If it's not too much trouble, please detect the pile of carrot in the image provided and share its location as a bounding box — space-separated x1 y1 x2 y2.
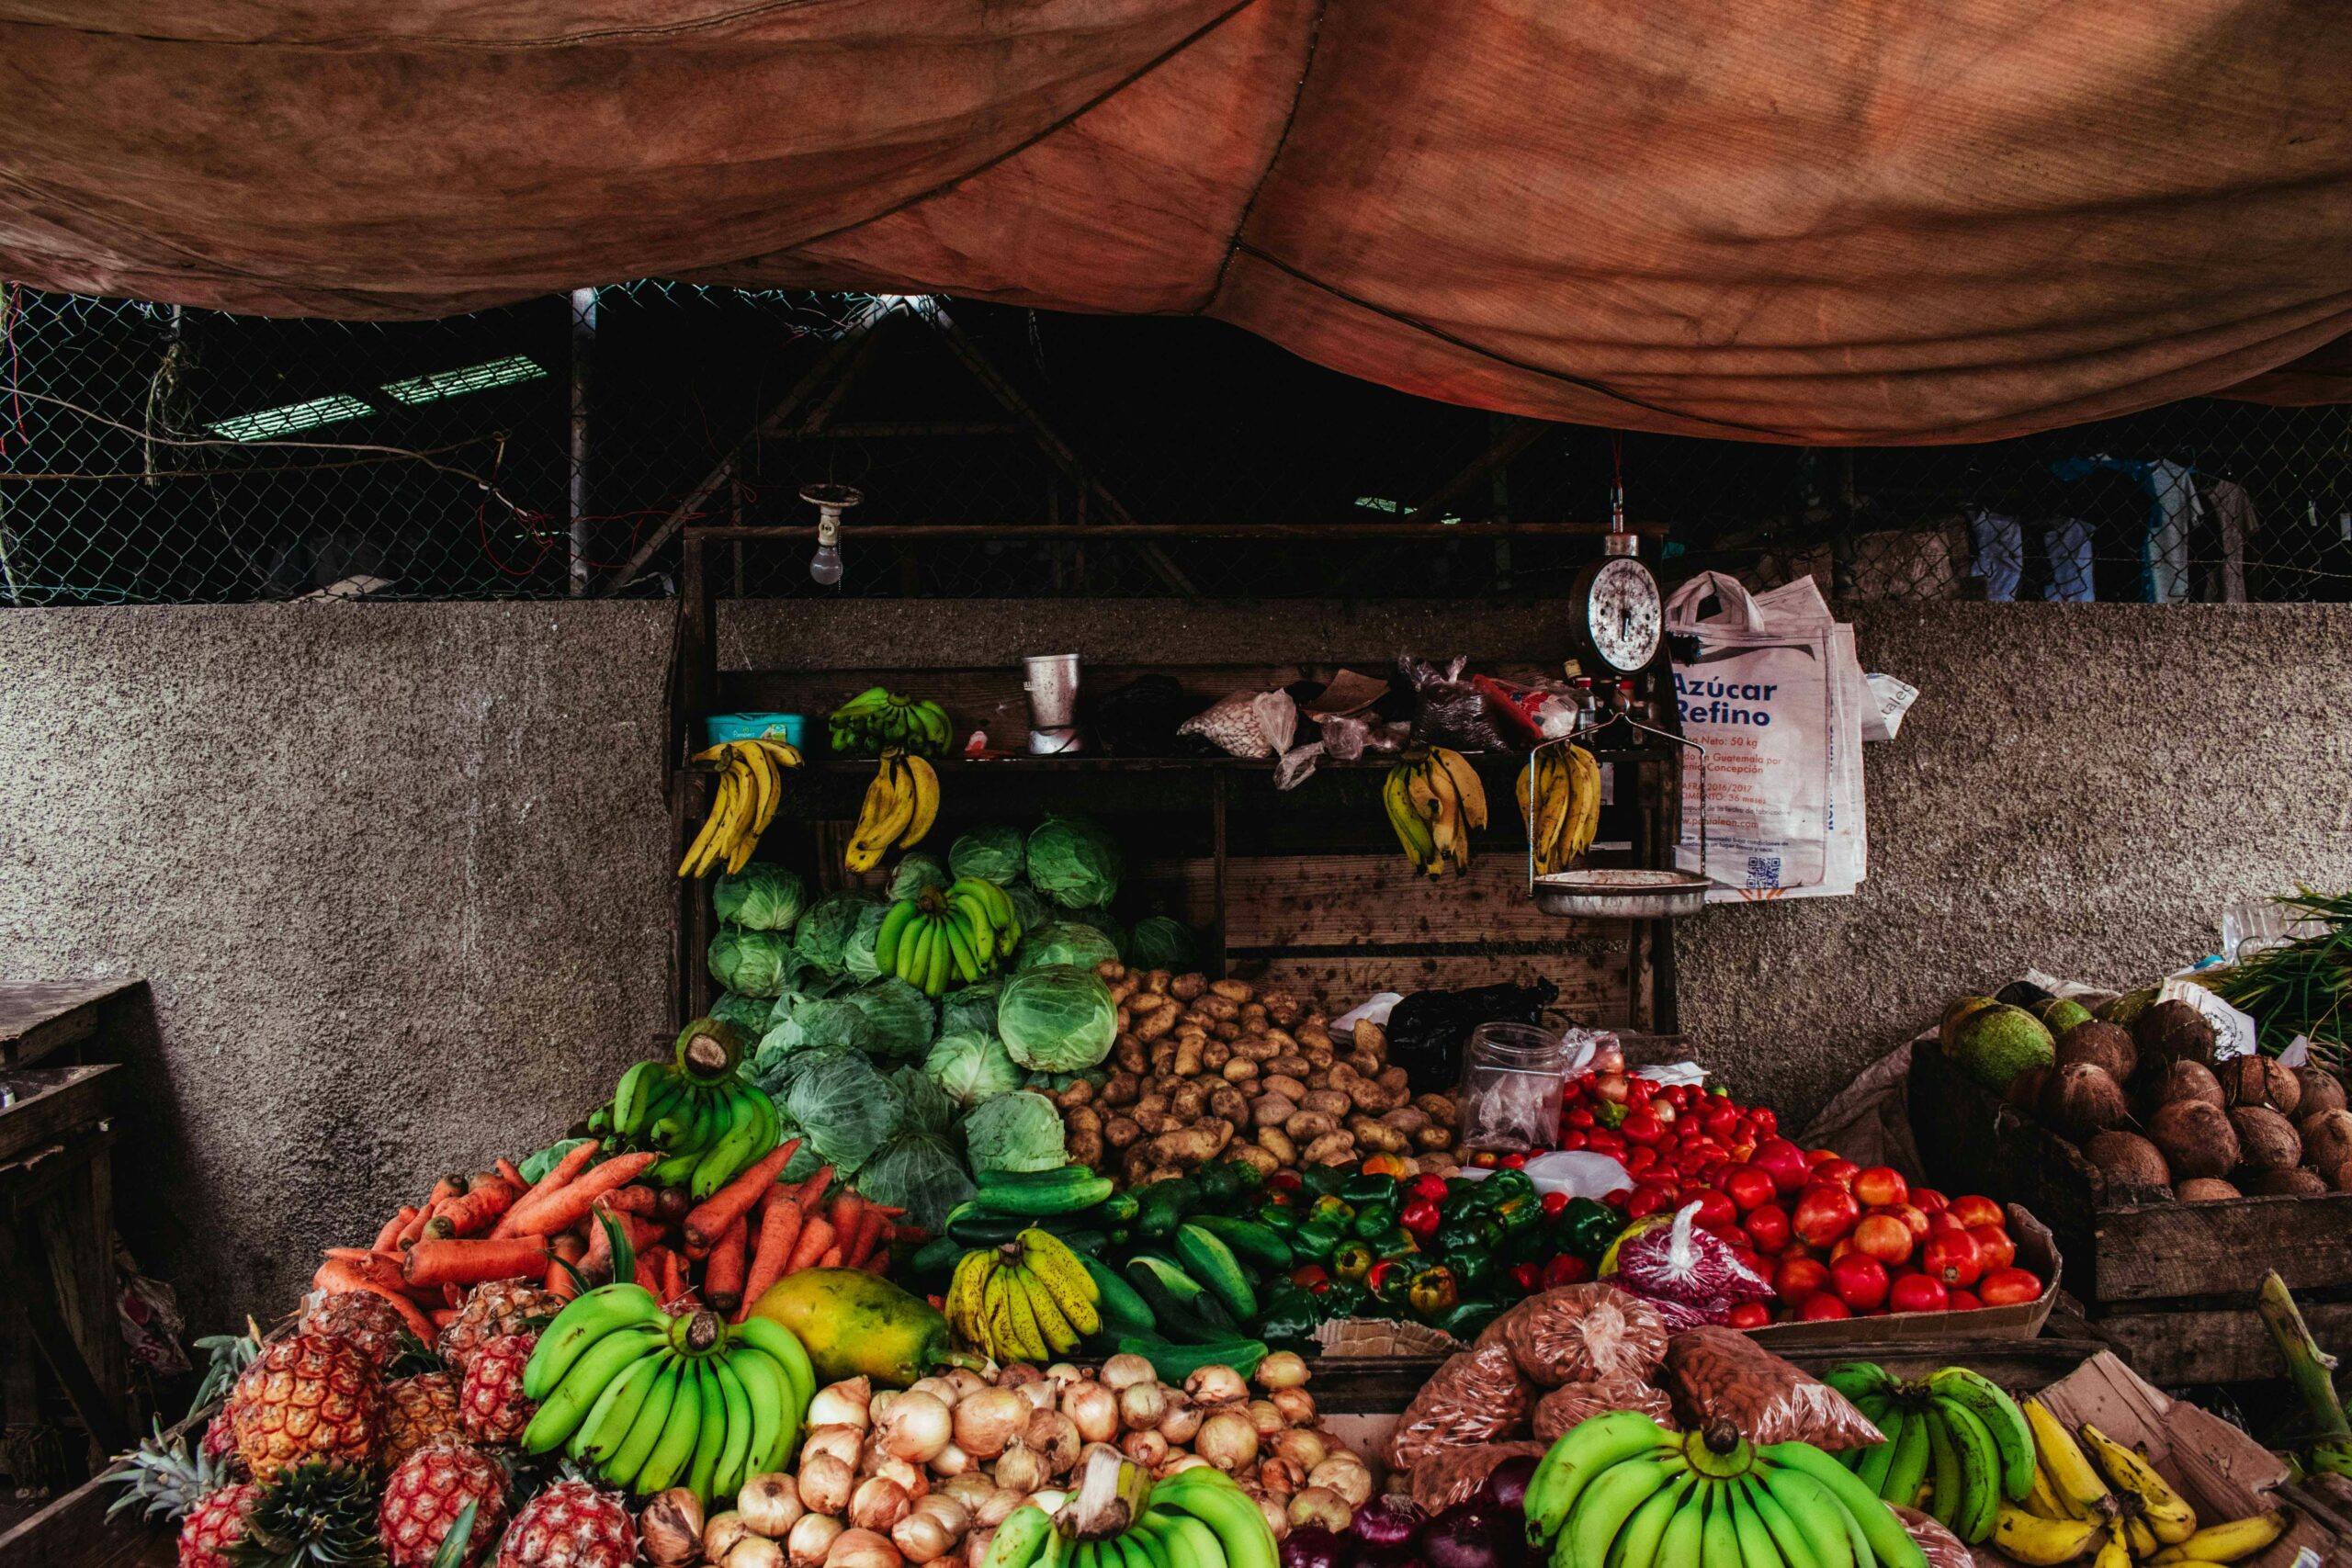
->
311 1135 923 1335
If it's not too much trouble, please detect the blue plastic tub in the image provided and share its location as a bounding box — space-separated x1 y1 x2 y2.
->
702 712 806 748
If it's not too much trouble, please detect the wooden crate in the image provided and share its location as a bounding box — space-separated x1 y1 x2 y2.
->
1908 1041 2352 1383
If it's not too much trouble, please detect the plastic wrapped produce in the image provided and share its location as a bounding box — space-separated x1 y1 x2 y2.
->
1384 1343 1531 1472
1611 1203 1774 1323
1405 1442 1549 1516
1532 1378 1678 1442
1658 1326 1884 1450
1896 1507 1974 1568
1479 1283 1669 1388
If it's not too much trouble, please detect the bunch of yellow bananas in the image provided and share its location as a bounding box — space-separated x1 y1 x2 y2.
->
944 1228 1101 1360
2003 1397 2285 1568
1517 743 1601 875
844 749 940 874
1383 747 1487 876
678 739 801 878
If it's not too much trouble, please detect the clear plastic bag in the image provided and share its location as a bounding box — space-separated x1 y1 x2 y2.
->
1611 1202 1775 1320
1384 1342 1532 1472
1657 1326 1886 1450
1480 1283 1670 1387
1405 1441 1550 1515
1532 1377 1678 1442
1178 689 1297 759
1401 655 1515 752
1895 1506 1974 1568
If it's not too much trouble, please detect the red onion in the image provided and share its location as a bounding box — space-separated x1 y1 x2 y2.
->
1478 1457 1540 1517
1419 1504 1506 1568
1352 1496 1425 1552
1280 1526 1346 1568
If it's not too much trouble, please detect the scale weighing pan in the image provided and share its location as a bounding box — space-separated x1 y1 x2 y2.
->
1532 867 1710 919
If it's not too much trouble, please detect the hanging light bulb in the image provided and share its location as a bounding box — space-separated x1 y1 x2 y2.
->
799 483 862 586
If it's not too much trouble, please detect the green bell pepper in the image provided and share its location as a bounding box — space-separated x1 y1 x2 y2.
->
1258 1202 1302 1235
1306 1194 1356 1227
1436 1297 1503 1339
1561 1197 1622 1261
1292 1219 1346 1258
1330 1241 1375 1284
1341 1172 1401 1208
1350 1201 1396 1242
1443 1245 1497 1291
1407 1266 1459 1319
1301 1165 1351 1199
1372 1226 1422 1262
1255 1286 1324 1345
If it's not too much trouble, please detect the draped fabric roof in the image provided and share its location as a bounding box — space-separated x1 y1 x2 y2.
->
5 0 2349 443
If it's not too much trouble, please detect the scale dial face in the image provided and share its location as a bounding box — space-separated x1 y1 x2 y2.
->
1581 555 1663 674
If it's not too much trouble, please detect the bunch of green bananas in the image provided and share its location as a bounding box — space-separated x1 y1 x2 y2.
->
679 739 803 878
1524 1410 1930 1568
844 750 942 874
521 1285 814 1506
1383 747 1487 876
830 687 952 759
1516 742 1601 875
979 1457 1276 1568
594 1056 782 1201
1824 1362 2036 1547
2008 1392 2284 1568
878 876 1022 996
944 1227 1103 1361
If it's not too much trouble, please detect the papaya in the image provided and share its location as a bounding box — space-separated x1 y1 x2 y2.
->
747 1266 974 1387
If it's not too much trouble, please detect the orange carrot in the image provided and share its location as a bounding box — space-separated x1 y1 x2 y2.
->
496 1158 527 1190
397 1207 432 1250
315 1259 437 1339
795 1165 835 1213
598 1185 659 1216
683 1141 802 1256
374 1207 416 1253
818 1245 843 1268
634 1247 662 1295
734 1190 802 1322
402 1236 551 1290
786 1214 835 1275
438 1177 521 1237
425 1174 463 1210
862 1252 890 1275
846 1204 888 1269
661 1247 687 1305
506 1152 658 1237
703 1214 749 1313
492 1141 602 1237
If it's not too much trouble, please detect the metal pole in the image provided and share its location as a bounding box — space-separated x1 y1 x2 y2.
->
567 287 597 596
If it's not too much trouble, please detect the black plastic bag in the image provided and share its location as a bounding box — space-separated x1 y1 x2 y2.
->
1386 981 1559 1093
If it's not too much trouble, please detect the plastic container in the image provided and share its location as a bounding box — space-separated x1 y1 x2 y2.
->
703 712 806 748
1455 1021 1572 1152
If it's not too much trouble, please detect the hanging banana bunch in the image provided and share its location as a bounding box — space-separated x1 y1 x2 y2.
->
1383 746 1487 876
678 739 803 878
844 748 941 874
1516 743 1601 875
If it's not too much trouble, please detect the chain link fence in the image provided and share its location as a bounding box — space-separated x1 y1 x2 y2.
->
4 281 2348 605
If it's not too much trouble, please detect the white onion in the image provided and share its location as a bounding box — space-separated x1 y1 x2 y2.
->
799 1455 856 1517
939 1474 996 1509
1159 1455 1211 1478
850 1478 913 1535
964 1528 994 1568
1061 1382 1118 1446
930 1443 976 1480
740 1474 806 1539
996 1363 1044 1387
955 1388 1028 1461
911 1495 971 1537
1254 1352 1309 1391
1306 1456 1372 1509
705 1512 753 1568
642 1490 706 1568
1099 1355 1157 1391
805 1426 866 1472
1184 1366 1249 1405
1271 1429 1328 1473
1256 1457 1304 1497
1195 1410 1260 1472
1023 1410 1080 1477
1157 1397 1203 1447
826 1528 904 1568
944 1369 990 1402
909 1377 963 1408
993 1442 1050 1497
1288 1489 1349 1535
1270 1389 1317 1428
1245 1401 1284 1439
1253 1495 1292 1541
810 1379 875 1431
974 1491 1029 1529
1121 1430 1169 1469
868 1455 929 1502
730 1540 788 1568
1118 1382 1168 1433
870 1392 899 1427
1043 1363 1086 1391
787 1515 844 1568
891 1510 957 1563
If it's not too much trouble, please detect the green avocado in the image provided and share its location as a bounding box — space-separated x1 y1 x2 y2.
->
1947 1003 2057 1091
2032 998 2096 1036
1939 996 2000 1051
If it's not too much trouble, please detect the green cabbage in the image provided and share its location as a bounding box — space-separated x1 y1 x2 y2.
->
1016 921 1122 975
783 1050 903 1174
1006 884 1051 931
963 1089 1069 1175
856 1071 973 1230
793 892 878 977
708 990 775 1041
888 853 951 902
942 979 1000 1041
708 928 798 998
998 965 1118 1072
1127 916 1197 970
1056 908 1128 962
1026 817 1124 909
924 1030 1024 1107
949 825 1027 886
713 863 807 931
846 977 938 1059
842 903 891 982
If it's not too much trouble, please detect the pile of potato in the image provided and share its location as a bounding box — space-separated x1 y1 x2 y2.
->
1057 964 1461 1188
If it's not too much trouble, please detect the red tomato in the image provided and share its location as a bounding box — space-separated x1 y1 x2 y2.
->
1541 1190 1569 1214
1623 1145 1658 1172
1622 1111 1666 1146
1689 1190 1740 1230
1927 1209 1968 1235
1853 1167 1909 1208
1637 1168 1683 1190
1829 1253 1891 1311
1814 1158 1861 1190
1543 1253 1594 1288
1721 1165 1779 1213
1922 1228 1984 1288
1888 1273 1950 1314
1912 1188 1949 1214
1969 1224 2017 1270
1806 1146 1840 1167
1751 1108 1779 1135
1775 1255 1829 1304
1587 1132 1626 1156
1702 1107 1741 1140
1624 1186 1677 1221
1604 1188 1630 1211
1853 1213 1915 1266
1751 1138 1811 1195
1949 1194 2005 1229
1792 1184 1862 1247
1828 1235 1856 1262
1725 1301 1771 1329
1566 1107 1596 1128
1977 1267 2043 1306
1945 1289 1984 1312
1797 1291 1853 1321
1872 1202 1930 1240
1743 1203 1792 1255
1559 1129 1590 1152
1500 1153 1528 1169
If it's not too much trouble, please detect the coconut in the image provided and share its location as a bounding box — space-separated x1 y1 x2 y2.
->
2149 1099 2239 1179
2056 1021 2138 1084
2083 1131 2172 1201
2178 1178 2243 1201
2098 988 2158 1029
2250 1168 2330 1198
2039 1061 2129 1140
2005 1066 2050 1111
2301 1108 2352 1174
2324 1156 2352 1194
2298 1066 2347 1119
2217 1056 2301 1116
2145 1059 2224 1111
2228 1105 2301 1170
2134 999 2217 1071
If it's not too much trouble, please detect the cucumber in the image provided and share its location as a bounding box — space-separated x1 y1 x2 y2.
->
944 1203 1024 1247
1184 1215 1292 1273
1114 1332 1269 1383
1133 1178 1197 1239
1080 1255 1158 1337
909 1235 963 1280
971 1167 1116 1216
1171 1224 1259 1320
1123 1256 1236 1344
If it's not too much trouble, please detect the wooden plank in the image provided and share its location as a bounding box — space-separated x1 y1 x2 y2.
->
2095 1192 2352 1302
0 1066 118 1163
2086 1302 2347 1386
0 982 138 1068
1235 953 1629 1019
0 1411 195 1568
1135 854 1623 950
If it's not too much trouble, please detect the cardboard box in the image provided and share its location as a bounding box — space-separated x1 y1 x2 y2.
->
1747 1204 2063 1353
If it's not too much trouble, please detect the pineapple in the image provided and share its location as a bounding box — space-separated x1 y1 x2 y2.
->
457 1334 537 1448
230 1460 385 1566
301 1292 412 1372
437 1280 560 1378
181 1482 264 1568
234 1333 383 1483
108 1421 231 1526
381 1373 465 1469
492 1480 636 1568
379 1439 509 1568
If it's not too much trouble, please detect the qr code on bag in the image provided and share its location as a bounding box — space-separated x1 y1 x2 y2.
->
1745 856 1781 888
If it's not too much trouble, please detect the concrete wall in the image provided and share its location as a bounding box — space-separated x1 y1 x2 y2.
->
0 604 676 1327
4 597 2347 1328
1674 603 2352 1125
